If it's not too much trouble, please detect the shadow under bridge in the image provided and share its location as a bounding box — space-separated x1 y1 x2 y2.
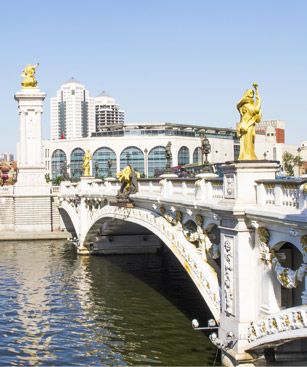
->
85 217 163 255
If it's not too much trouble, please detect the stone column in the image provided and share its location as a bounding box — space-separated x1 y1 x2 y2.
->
218 161 280 364
14 88 49 193
14 87 52 232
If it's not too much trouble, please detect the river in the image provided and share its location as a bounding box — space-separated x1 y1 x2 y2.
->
0 241 217 366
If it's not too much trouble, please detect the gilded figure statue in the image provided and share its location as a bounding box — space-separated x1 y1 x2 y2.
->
236 83 262 160
83 149 92 176
21 63 39 88
117 164 140 202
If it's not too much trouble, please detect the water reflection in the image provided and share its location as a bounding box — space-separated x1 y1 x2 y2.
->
0 241 216 366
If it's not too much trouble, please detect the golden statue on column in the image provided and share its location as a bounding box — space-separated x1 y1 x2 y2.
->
83 149 92 177
236 83 262 160
21 63 39 88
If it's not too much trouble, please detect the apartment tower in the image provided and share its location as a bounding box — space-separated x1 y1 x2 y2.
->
51 78 95 140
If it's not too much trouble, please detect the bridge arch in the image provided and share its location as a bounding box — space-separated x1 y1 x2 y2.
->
271 241 304 308
82 205 221 321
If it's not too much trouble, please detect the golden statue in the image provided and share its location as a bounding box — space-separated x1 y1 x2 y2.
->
236 83 262 160
83 149 92 176
21 63 39 88
117 165 140 200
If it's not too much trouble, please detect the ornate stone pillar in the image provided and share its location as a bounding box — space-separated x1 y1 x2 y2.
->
14 88 48 192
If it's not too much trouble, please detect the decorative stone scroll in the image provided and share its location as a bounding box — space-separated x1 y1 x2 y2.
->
223 236 234 316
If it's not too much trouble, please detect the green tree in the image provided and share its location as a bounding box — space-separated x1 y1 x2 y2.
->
282 151 303 176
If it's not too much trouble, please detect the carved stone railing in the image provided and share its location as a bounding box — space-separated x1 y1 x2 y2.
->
256 179 307 210
246 306 307 349
59 176 307 215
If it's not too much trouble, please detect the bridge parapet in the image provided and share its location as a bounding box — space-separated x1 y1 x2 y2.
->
59 175 307 214
256 179 307 211
246 306 307 352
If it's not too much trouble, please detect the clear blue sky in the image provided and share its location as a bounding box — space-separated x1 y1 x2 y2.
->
1 0 306 154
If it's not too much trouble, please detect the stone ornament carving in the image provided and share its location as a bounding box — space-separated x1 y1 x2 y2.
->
272 257 306 289
301 234 307 253
224 174 235 199
247 308 307 342
224 236 234 316
160 206 182 226
183 215 220 260
257 227 272 265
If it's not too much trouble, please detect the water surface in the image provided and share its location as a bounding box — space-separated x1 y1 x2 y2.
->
0 241 216 366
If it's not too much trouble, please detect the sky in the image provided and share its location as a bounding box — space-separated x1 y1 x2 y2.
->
1 0 307 155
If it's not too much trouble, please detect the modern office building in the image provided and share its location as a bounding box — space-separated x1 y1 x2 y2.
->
95 91 124 131
50 78 95 140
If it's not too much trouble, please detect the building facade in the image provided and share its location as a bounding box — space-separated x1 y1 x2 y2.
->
95 91 124 131
50 78 95 140
43 123 237 179
0 152 14 161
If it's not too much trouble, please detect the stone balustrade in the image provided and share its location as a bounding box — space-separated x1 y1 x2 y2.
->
59 176 307 213
256 179 307 211
246 306 307 350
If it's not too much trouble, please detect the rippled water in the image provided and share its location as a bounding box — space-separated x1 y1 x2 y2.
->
0 241 217 366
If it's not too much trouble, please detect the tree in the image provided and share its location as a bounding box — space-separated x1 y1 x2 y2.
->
282 151 303 176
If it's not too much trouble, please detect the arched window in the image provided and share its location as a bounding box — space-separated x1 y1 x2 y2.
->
70 148 85 180
51 149 66 179
120 146 144 174
178 146 190 166
193 147 202 164
92 147 116 178
148 146 166 177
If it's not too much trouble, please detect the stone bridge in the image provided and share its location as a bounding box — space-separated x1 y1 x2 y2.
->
57 161 307 366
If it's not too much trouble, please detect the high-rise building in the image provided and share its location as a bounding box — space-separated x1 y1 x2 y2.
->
94 91 124 131
0 152 14 161
51 78 95 140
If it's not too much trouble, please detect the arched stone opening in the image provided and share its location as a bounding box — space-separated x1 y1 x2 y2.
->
58 207 78 239
82 209 221 321
272 241 304 308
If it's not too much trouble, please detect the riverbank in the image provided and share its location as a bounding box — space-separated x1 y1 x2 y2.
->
0 231 69 241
